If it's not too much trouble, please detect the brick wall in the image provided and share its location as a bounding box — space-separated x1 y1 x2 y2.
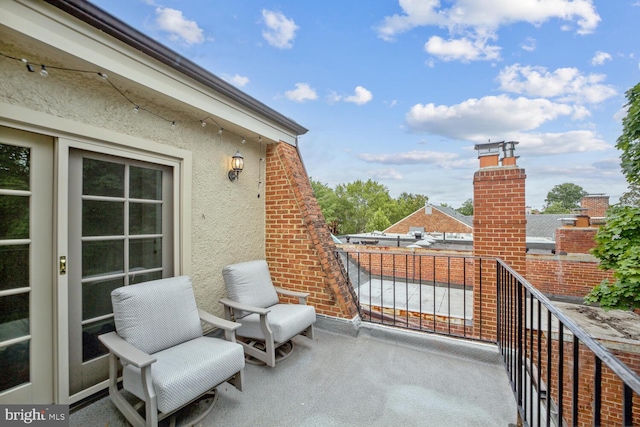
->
526 254 613 298
555 227 598 254
341 244 474 286
265 142 358 318
473 166 527 340
385 206 472 234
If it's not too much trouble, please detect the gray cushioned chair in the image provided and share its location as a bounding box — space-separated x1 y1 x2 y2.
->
220 260 316 367
98 276 245 427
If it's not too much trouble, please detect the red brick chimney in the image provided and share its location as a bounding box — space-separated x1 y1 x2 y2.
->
473 141 526 340
581 194 609 220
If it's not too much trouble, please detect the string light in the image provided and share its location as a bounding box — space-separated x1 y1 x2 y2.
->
2 50 272 142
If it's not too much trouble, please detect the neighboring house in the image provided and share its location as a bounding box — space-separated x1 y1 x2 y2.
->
385 204 473 236
386 204 571 241
0 0 354 406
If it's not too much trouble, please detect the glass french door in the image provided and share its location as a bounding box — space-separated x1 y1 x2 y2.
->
0 127 54 404
67 149 173 397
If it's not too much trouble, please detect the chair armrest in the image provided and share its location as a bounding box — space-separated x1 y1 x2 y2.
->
198 308 241 331
274 286 309 304
219 298 271 315
98 331 156 368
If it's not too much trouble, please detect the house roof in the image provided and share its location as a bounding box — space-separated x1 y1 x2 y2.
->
525 214 574 240
432 205 473 228
43 0 308 138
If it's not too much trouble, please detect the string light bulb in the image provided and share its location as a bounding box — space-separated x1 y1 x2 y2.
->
133 105 140 113
200 120 207 127
241 137 246 144
98 72 108 80
218 128 224 135
171 121 176 129
39 65 48 77
21 58 34 73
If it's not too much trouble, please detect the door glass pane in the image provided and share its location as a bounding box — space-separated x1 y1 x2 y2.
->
130 166 162 200
82 240 124 277
0 293 29 342
129 238 162 271
129 203 161 235
82 319 115 362
0 144 30 190
82 201 124 236
0 341 30 391
0 245 29 291
83 158 124 197
130 271 163 285
0 195 29 239
82 277 124 320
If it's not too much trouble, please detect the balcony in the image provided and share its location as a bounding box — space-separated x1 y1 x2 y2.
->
69 250 640 427
70 319 516 426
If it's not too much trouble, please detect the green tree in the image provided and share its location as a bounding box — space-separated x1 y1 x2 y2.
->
370 207 391 231
617 83 640 187
391 192 429 224
335 179 393 234
544 183 587 211
310 178 340 224
585 205 640 310
619 183 640 207
587 83 640 310
542 201 571 214
456 198 474 216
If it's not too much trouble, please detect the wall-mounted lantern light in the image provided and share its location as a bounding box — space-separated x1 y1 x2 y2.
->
228 150 244 181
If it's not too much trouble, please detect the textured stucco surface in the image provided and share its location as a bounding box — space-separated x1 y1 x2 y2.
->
0 29 267 316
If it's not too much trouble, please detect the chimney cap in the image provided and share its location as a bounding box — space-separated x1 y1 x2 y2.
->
474 141 503 157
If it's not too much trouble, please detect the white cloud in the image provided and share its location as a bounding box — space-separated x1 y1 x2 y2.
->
591 51 612 66
377 0 599 64
510 130 610 155
344 86 373 105
377 0 600 41
497 64 616 104
285 83 318 102
369 168 404 180
425 35 501 62
406 95 575 139
520 37 536 52
262 10 298 49
359 150 459 165
225 74 249 87
154 7 205 45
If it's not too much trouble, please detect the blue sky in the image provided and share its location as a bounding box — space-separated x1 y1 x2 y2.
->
89 0 640 210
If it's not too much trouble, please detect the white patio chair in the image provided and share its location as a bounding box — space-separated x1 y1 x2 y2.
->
220 260 316 367
98 276 245 427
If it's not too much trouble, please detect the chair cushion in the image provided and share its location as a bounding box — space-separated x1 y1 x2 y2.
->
222 260 280 318
111 276 203 354
123 336 245 414
235 303 316 343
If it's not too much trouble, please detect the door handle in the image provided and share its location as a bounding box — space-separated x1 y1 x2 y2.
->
60 256 67 275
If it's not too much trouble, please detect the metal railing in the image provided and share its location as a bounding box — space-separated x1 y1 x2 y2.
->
334 248 640 426
334 248 492 342
497 259 640 427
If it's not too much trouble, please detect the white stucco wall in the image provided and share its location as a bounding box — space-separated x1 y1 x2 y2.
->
0 24 270 315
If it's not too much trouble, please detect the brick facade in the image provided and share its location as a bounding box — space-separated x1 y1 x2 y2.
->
385 206 472 234
265 142 358 319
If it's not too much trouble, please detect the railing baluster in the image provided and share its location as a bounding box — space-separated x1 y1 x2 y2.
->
546 308 552 427
572 336 579 426
624 383 633 427
537 299 542 427
557 322 564 426
594 357 601 426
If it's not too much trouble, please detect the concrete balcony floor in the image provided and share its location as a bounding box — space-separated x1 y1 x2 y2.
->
70 317 516 427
